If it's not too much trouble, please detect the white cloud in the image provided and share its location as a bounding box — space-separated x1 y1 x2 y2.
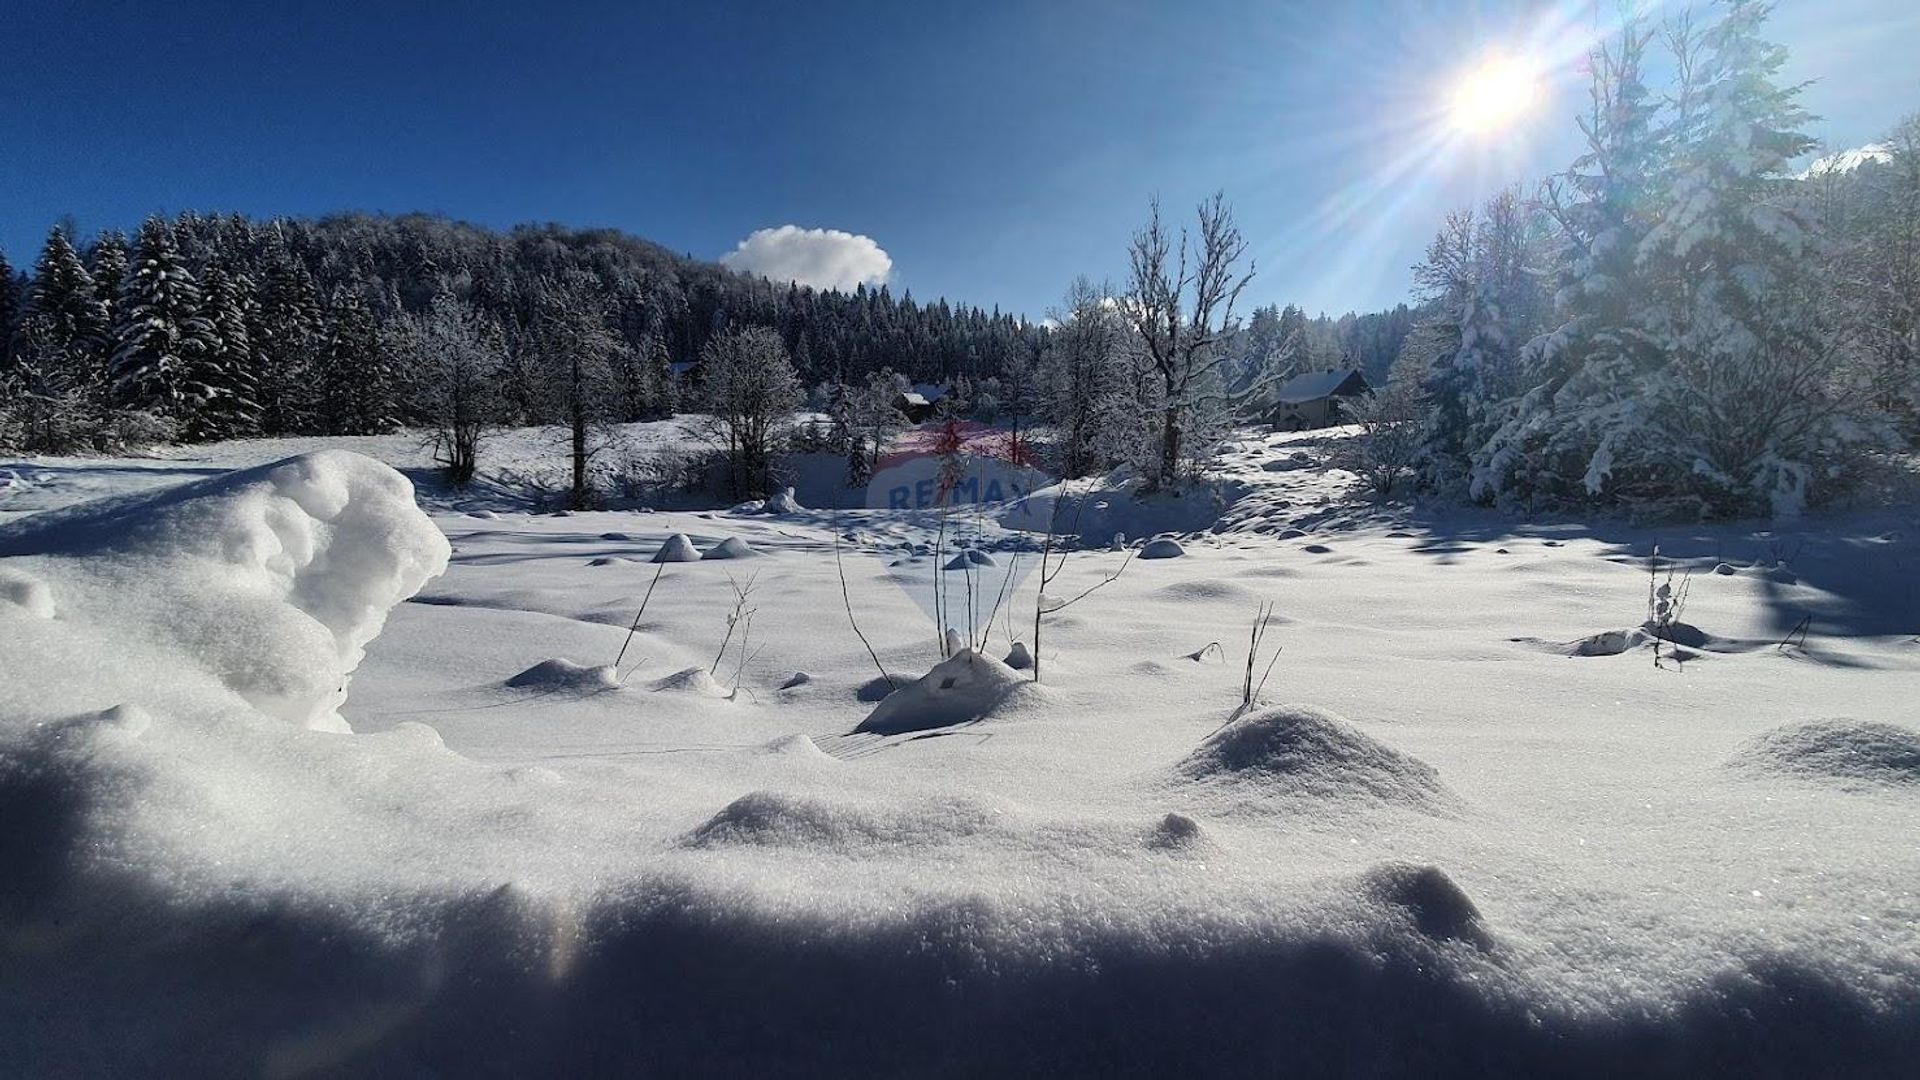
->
719 225 893 292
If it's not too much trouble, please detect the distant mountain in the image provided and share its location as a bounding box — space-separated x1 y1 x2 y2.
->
1801 143 1894 179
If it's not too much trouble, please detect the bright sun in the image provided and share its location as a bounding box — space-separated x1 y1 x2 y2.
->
1448 55 1540 135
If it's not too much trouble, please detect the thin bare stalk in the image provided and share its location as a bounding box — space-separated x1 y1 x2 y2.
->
614 562 667 672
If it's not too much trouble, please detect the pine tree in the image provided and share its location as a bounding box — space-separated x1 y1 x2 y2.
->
1633 0 1839 514
317 285 387 433
111 216 220 427
253 228 323 434
196 263 263 439
22 227 113 423
0 249 19 369
1473 21 1668 506
89 230 129 329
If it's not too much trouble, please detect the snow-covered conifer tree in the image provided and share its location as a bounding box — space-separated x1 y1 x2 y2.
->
110 216 219 425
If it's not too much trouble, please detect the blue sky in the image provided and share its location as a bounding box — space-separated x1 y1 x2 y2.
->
3 0 1916 318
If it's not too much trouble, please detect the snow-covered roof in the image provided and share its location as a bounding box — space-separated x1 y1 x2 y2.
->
911 383 948 403
1273 368 1366 405
898 391 931 407
668 360 698 376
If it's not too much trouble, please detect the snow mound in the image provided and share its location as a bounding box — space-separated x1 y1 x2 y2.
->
0 450 448 732
762 487 804 514
1145 811 1218 853
652 666 729 696
600 531 633 541
1005 641 1034 670
505 658 618 692
1176 706 1454 811
1360 863 1492 949
778 671 813 690
1571 628 1650 657
0 566 55 618
943 549 996 570
587 555 630 567
651 534 701 562
702 536 759 560
1139 537 1186 559
1730 720 1920 790
682 791 996 851
760 733 834 760
855 649 1030 736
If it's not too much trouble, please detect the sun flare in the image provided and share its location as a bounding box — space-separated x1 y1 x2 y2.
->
1448 54 1540 135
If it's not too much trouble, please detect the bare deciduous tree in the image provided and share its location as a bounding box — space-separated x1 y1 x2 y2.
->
700 325 801 498
1125 192 1257 490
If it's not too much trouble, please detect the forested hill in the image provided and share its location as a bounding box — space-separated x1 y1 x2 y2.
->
189 211 1043 384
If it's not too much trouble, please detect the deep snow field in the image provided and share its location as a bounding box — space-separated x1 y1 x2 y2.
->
3 423 1919 1077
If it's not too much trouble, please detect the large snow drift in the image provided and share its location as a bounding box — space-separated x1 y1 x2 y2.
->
0 450 449 732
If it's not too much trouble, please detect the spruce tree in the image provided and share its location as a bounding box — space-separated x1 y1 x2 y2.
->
1634 0 1838 513
253 228 323 434
196 263 263 439
1473 22 1667 505
0 249 18 369
111 216 220 426
22 227 112 412
89 230 130 329
317 285 397 434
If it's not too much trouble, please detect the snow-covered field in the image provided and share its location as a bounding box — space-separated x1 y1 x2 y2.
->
4 424 1919 1076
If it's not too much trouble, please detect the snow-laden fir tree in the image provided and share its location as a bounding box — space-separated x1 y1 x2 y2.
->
110 216 219 423
89 230 129 330
317 285 398 436
1473 22 1666 507
21 227 111 396
187 262 262 441
1409 191 1547 494
252 227 323 435
1629 0 1851 515
0 248 19 368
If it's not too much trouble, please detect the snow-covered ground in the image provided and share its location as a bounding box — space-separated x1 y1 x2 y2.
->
3 424 1919 1076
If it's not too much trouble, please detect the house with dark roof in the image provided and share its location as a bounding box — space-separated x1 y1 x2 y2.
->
1266 368 1371 429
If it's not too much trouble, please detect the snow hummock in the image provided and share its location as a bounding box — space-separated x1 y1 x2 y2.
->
0 450 448 732
1139 537 1187 559
1176 705 1455 812
943 548 997 570
855 648 1030 735
651 665 729 696
1360 863 1492 949
0 566 55 618
701 536 759 560
506 657 619 692
762 487 804 515
1730 719 1920 790
651 533 702 562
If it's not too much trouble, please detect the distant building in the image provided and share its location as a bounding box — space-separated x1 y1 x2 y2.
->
894 383 948 423
1266 368 1370 429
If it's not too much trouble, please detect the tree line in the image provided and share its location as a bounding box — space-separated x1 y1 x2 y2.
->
0 211 1050 454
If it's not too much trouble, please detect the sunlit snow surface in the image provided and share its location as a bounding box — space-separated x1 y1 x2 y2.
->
2 424 1918 1076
